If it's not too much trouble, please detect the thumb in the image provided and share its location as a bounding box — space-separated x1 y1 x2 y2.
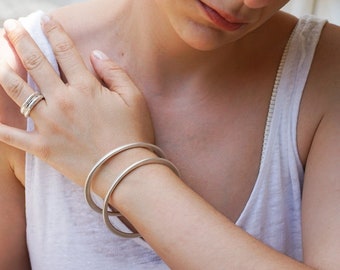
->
90 50 141 99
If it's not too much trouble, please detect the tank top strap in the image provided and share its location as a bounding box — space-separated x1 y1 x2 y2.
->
236 15 327 261
261 15 327 168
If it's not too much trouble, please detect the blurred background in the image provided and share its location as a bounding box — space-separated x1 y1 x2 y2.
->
282 0 340 25
0 0 339 26
0 0 81 24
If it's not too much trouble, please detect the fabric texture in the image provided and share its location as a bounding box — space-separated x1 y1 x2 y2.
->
22 11 326 269
236 15 326 261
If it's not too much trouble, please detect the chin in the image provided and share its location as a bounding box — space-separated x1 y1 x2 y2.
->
178 25 240 52
185 39 226 51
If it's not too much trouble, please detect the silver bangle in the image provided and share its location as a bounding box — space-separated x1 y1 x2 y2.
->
103 157 180 238
84 142 166 214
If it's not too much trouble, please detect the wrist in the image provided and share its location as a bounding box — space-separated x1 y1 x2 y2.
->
91 147 157 199
83 142 180 238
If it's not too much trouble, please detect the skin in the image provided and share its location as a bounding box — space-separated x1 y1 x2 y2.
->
0 0 339 269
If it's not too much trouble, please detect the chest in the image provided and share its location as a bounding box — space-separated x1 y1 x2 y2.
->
149 91 271 222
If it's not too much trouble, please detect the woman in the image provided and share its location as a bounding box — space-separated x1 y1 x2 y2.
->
0 0 339 269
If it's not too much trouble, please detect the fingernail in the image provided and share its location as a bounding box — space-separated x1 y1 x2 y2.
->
41 14 51 24
3 19 18 32
92 50 109 60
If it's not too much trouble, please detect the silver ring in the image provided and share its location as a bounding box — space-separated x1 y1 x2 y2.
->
20 92 45 118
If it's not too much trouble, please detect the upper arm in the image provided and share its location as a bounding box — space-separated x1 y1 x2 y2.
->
302 104 340 269
301 23 340 270
0 28 30 269
0 146 30 269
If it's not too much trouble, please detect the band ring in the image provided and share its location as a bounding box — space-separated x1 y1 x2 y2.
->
20 92 45 118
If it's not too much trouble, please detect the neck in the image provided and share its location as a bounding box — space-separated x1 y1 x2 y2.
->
115 2 230 87
102 1 295 97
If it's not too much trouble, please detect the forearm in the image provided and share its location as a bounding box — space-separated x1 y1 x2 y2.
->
100 150 312 270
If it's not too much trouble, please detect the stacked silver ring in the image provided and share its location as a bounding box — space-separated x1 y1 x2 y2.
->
20 92 45 118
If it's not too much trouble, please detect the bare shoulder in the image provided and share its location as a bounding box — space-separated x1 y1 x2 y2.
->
308 21 340 126
316 21 340 61
49 0 122 40
301 21 340 125
273 16 340 165
301 20 340 189
49 0 127 68
309 21 340 99
300 22 340 269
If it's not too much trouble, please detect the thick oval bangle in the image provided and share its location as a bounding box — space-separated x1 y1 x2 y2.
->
84 142 166 214
102 157 180 238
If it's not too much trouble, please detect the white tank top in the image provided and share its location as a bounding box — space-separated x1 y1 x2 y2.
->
21 11 326 269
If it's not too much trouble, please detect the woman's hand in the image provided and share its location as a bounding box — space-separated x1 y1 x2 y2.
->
0 15 154 185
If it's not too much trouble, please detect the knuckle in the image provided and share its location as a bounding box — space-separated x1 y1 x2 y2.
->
55 94 75 113
22 52 44 71
43 19 61 35
44 22 74 57
54 40 74 56
35 143 51 161
105 67 129 88
8 29 27 47
5 77 25 99
107 65 125 76
72 77 96 93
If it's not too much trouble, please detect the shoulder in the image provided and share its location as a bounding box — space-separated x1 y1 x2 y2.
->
48 0 125 65
312 21 340 146
295 19 340 164
49 0 119 40
313 21 340 80
307 21 340 112
300 23 340 269
316 20 340 55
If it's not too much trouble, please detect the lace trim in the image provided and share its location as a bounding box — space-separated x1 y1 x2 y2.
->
260 25 297 165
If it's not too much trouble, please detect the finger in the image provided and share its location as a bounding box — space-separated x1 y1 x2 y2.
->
91 50 142 102
0 60 45 117
3 19 63 95
41 15 93 85
0 122 38 154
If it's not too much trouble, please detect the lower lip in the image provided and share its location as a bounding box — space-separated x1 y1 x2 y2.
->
198 1 245 31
